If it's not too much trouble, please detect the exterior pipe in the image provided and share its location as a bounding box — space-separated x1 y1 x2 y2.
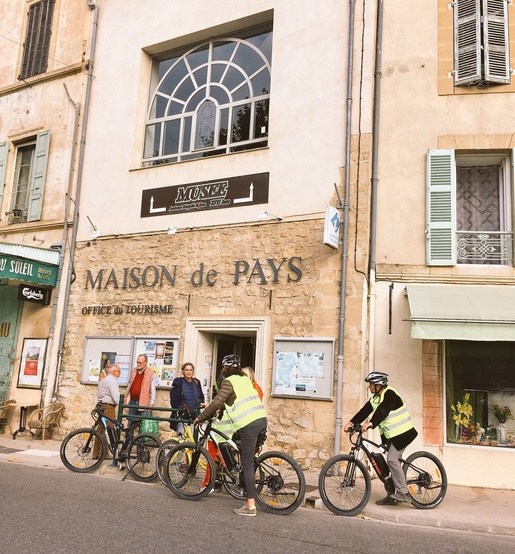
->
368 0 384 373
334 0 357 456
51 0 99 399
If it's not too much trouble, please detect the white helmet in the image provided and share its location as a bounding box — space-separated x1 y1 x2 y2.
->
364 371 388 386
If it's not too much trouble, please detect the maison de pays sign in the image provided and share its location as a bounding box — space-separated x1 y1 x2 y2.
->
81 257 302 316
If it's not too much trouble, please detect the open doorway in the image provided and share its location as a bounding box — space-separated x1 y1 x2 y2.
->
213 333 256 395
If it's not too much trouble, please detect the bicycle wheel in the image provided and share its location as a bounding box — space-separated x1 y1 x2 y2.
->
60 428 106 473
403 451 447 509
318 454 371 516
126 433 161 483
254 451 306 515
164 442 216 500
156 438 180 486
221 465 248 500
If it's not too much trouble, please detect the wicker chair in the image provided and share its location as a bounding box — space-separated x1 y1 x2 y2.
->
0 399 17 435
27 402 64 443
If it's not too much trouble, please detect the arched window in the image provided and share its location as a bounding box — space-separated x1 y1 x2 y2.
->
143 25 272 165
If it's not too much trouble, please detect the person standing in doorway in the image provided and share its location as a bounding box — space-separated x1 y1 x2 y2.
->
125 354 156 417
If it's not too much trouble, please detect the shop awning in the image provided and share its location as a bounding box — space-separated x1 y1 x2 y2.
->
406 284 515 341
0 242 60 287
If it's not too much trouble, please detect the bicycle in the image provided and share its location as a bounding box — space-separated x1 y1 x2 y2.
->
156 408 199 486
60 403 162 483
318 424 447 516
162 415 306 515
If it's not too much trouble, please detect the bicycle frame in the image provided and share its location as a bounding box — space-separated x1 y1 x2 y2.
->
93 404 137 461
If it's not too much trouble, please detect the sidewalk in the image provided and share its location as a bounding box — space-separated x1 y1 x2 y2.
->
1 432 514 536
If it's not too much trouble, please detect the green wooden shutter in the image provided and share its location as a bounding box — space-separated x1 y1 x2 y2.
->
454 0 482 85
0 142 7 213
426 150 456 266
20 0 55 79
483 0 510 84
27 130 50 222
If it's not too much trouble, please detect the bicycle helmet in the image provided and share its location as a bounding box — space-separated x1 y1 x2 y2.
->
364 371 388 386
222 354 241 368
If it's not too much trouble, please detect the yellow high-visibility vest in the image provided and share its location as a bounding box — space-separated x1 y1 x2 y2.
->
224 374 266 432
370 386 414 439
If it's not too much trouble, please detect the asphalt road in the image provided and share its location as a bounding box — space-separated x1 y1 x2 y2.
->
0 464 512 554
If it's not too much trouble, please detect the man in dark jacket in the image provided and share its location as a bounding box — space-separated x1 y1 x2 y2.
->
344 371 418 506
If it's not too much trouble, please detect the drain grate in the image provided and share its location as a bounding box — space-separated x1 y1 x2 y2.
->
0 446 23 454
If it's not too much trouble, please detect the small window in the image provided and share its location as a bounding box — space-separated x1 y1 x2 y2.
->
7 131 50 225
143 24 272 166
20 0 56 80
453 0 510 87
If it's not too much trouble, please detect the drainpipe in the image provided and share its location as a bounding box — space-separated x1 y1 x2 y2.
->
50 0 99 400
334 0 357 456
368 0 384 373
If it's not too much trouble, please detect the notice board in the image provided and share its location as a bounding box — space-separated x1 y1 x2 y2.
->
271 337 334 400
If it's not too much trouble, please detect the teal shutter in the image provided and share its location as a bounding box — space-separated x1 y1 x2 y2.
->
454 0 482 85
0 142 7 212
426 149 456 266
27 130 50 222
483 0 510 84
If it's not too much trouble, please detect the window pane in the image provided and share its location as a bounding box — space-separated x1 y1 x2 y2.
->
210 62 226 84
194 100 216 149
163 120 181 156
143 123 161 159
231 103 251 143
158 59 188 96
446 340 515 447
210 84 231 105
222 66 245 92
246 30 273 64
254 99 269 138
182 116 192 153
185 88 208 113
233 43 266 76
175 76 195 102
232 82 250 102
457 166 500 231
213 40 237 61
251 67 271 95
186 45 209 69
193 66 208 88
219 108 229 146
149 94 169 119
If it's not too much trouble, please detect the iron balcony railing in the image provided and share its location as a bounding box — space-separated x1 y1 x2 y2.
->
457 231 513 265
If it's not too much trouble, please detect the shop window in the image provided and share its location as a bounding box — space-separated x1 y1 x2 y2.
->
445 340 515 447
143 23 272 166
20 0 56 80
7 131 50 224
426 149 513 266
453 0 510 87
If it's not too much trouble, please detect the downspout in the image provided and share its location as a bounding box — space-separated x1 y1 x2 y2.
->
334 0 357 456
51 0 99 400
368 0 384 373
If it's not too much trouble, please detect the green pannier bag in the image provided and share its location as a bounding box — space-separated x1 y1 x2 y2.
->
140 415 159 436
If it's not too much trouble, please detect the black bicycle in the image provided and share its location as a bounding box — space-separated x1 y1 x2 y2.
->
318 424 447 516
163 415 306 515
60 403 162 482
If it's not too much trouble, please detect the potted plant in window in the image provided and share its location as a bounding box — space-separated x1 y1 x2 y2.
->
491 405 513 444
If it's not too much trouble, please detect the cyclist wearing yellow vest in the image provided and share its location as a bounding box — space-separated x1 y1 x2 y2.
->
195 354 267 517
344 371 418 506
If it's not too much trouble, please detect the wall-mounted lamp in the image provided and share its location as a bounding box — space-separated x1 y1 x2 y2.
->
91 230 101 239
258 210 282 221
167 226 178 235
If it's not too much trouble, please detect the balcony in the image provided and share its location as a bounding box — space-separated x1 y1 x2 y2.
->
457 231 513 265
4 209 28 225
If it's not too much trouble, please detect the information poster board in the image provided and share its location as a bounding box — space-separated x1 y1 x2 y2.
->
272 337 334 400
81 335 179 388
133 336 179 388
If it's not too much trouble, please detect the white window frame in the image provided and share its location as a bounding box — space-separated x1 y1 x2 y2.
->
426 148 514 266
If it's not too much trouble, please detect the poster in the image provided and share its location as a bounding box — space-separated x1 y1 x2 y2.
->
17 338 48 389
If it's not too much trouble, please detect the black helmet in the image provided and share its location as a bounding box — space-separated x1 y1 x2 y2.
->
364 371 388 386
222 354 241 368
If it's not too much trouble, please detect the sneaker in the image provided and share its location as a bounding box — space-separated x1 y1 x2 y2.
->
234 505 257 517
375 495 399 506
391 492 411 503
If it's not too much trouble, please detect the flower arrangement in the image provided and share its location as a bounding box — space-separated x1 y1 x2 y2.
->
450 393 473 428
491 405 513 424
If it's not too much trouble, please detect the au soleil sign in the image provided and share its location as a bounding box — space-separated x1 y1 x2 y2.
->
0 254 58 286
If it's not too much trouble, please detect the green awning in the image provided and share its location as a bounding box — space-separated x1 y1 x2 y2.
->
0 242 60 287
406 284 515 341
